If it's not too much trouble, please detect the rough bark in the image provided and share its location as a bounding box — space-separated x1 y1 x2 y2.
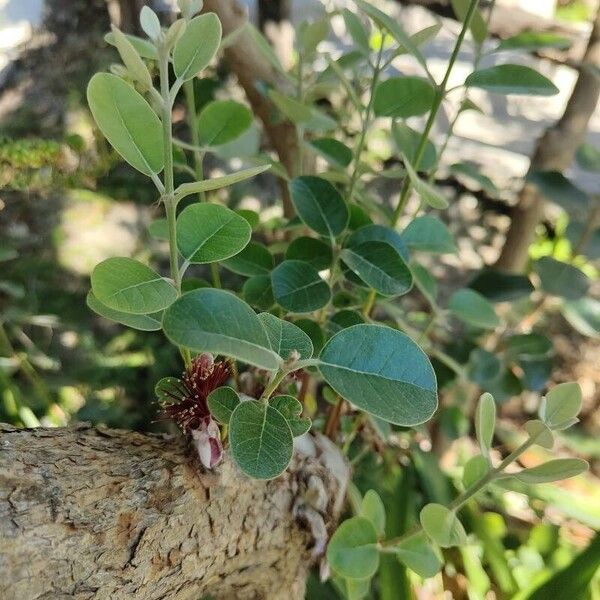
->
0 423 348 600
495 3 600 273
203 0 298 217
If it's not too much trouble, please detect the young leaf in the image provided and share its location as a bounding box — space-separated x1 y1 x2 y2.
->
258 313 314 360
463 455 489 488
394 533 442 579
449 289 500 330
162 288 281 370
176 203 251 264
207 386 240 425
173 165 270 203
525 420 554 449
373 77 436 118
540 382 582 429
173 13 222 80
229 400 294 479
110 26 153 89
271 260 331 313
401 216 457 254
289 176 349 239
222 241 274 277
87 73 164 176
403 157 449 209
197 100 253 146
475 392 496 458
327 516 380 580
514 458 588 484
104 32 157 60
465 65 559 96
139 6 162 40
91 257 177 314
360 490 386 537
420 503 467 548
269 395 311 437
340 241 413 296
318 324 438 426
86 291 162 331
243 276 275 311
534 257 590 300
285 236 333 270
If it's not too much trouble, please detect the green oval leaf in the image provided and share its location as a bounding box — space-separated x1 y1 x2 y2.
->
341 241 413 297
401 216 457 254
327 516 380 580
540 382 582 430
463 454 490 488
534 257 590 300
91 257 177 314
562 297 600 338
86 291 162 331
229 400 294 479
285 236 333 270
271 260 331 313
173 13 222 80
222 241 274 277
465 64 559 96
243 275 275 311
308 137 353 168
87 73 164 175
475 392 496 457
346 224 409 261
360 490 386 537
392 122 437 172
269 395 311 437
289 176 349 239
318 324 438 426
197 100 253 146
514 458 588 484
258 312 314 360
420 503 467 548
176 203 251 264
373 77 436 118
394 533 442 579
449 289 500 330
525 420 555 449
207 386 240 425
162 288 280 370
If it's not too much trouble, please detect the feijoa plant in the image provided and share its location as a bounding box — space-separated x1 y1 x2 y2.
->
85 0 593 594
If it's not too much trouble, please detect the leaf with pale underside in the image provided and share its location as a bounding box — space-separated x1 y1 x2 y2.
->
86 291 162 331
420 503 467 548
173 13 222 80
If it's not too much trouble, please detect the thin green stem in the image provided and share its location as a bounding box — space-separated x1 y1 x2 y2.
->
381 432 538 548
260 369 288 402
391 0 481 226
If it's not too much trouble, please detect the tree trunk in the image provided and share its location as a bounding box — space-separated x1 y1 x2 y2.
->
494 3 600 273
0 423 348 599
203 0 298 218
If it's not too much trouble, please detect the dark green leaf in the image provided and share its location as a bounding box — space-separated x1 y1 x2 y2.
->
229 400 294 479
534 256 589 300
468 270 534 302
465 65 559 96
243 275 275 310
373 77 436 118
392 122 437 172
162 288 281 370
269 395 311 436
448 289 500 329
308 137 353 168
401 216 457 253
318 324 437 426
562 297 600 338
207 386 240 424
286 236 333 270
177 203 251 264
271 260 331 312
222 241 274 276
290 176 349 238
258 312 314 360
